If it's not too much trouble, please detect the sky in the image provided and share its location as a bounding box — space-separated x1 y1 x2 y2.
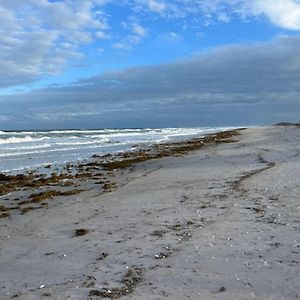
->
0 0 300 130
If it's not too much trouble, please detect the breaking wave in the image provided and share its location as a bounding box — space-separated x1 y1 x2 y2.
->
0 127 235 172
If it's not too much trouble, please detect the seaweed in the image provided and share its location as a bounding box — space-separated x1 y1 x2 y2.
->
0 204 10 218
74 228 89 237
89 267 143 299
20 206 41 214
103 182 117 191
18 189 81 205
0 211 10 218
0 128 241 219
102 129 240 171
150 229 166 238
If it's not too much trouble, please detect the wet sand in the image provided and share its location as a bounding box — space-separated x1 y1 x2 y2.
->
0 125 300 299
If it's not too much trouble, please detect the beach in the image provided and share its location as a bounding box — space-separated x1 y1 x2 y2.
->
0 125 299 299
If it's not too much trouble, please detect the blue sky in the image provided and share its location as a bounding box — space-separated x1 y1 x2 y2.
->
0 0 300 129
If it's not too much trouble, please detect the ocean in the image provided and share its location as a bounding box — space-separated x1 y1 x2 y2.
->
0 127 234 173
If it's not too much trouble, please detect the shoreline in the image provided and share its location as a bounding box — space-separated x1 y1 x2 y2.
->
0 128 241 219
0 127 237 175
1 124 300 299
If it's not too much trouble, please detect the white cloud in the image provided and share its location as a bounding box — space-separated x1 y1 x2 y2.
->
250 0 300 31
112 42 131 51
95 31 111 39
39 1 107 31
129 0 245 24
131 0 300 31
1 0 300 89
166 32 181 41
110 20 147 51
147 0 166 13
132 23 147 37
0 0 109 87
0 5 20 30
218 12 231 23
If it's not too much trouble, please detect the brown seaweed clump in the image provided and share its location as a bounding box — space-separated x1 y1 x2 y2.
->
102 155 152 171
103 182 117 192
0 172 76 197
89 267 143 299
0 204 10 218
101 129 240 171
0 128 241 219
18 189 81 206
74 228 89 237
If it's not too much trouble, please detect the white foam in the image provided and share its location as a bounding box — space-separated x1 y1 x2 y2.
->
0 136 50 144
0 127 239 172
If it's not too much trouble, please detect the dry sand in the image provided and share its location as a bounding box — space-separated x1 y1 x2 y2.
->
0 125 300 299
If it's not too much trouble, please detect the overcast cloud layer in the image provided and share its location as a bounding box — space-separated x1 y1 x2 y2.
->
1 35 300 129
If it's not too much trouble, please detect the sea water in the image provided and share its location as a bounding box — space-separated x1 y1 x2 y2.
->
0 127 234 172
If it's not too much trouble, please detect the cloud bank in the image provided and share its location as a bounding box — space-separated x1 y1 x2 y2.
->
1 35 300 129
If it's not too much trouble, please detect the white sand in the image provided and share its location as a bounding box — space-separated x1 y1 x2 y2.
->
0 126 300 299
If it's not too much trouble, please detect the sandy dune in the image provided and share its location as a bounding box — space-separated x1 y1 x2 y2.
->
0 126 300 299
